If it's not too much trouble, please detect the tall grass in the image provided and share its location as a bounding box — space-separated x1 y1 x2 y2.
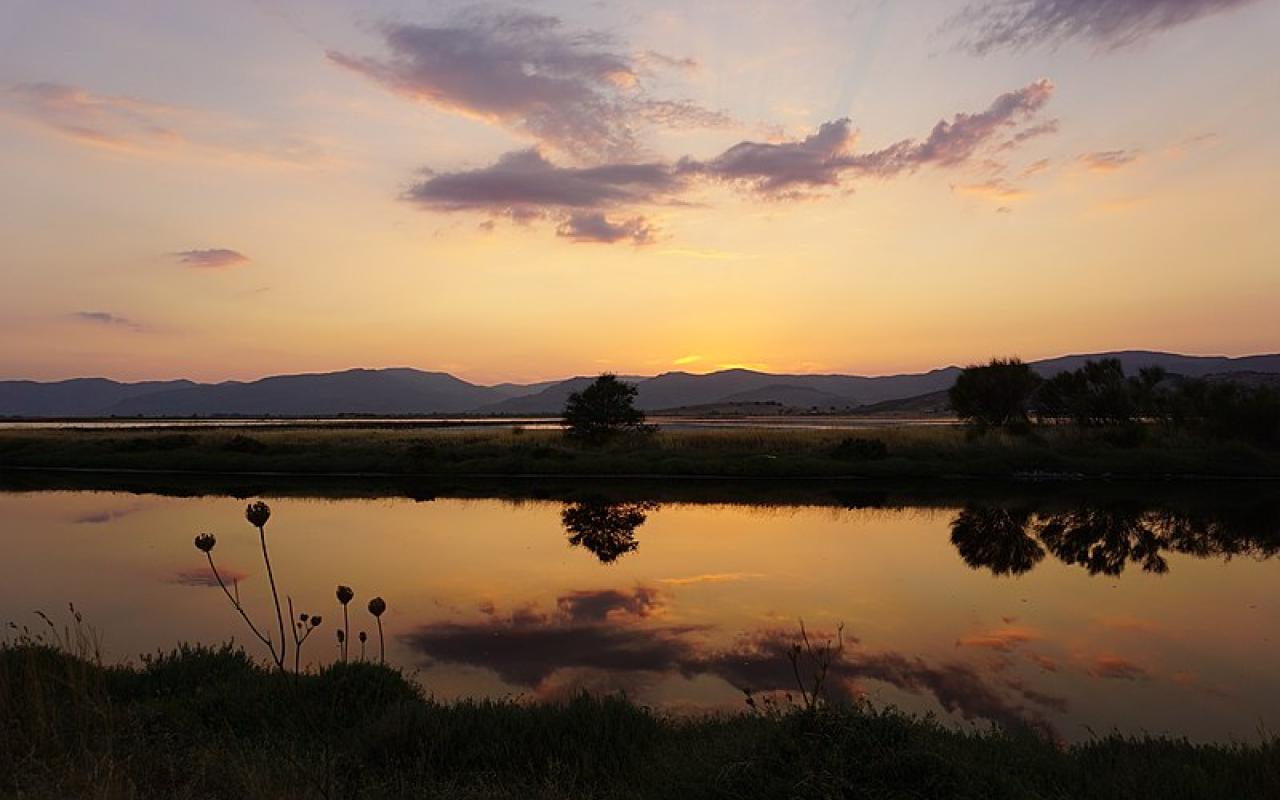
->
1 423 1278 478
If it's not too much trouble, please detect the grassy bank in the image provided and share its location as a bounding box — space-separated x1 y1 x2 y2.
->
1 424 1279 479
3 642 1276 800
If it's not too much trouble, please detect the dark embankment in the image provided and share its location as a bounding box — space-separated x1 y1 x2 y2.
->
3 643 1276 800
2 425 1279 479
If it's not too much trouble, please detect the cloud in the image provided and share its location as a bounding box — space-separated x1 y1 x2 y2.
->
1088 655 1150 681
401 596 1059 736
406 148 679 213
1020 158 1053 178
556 212 656 245
71 311 142 331
1078 149 1141 173
948 0 1260 54
406 81 1055 242
328 12 727 158
679 118 860 194
956 626 1040 652
72 506 140 524
556 587 663 623
171 248 250 269
679 79 1054 194
4 82 331 168
953 179 1029 201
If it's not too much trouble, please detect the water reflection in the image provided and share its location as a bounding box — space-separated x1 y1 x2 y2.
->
951 503 1280 576
402 591 1061 737
2 483 1278 744
561 500 657 563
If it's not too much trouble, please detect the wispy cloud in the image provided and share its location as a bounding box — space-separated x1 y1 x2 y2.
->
657 571 764 584
4 82 333 168
1078 149 1141 173
953 178 1030 202
172 248 250 269
328 11 728 159
71 311 143 331
947 0 1260 54
1088 654 1150 681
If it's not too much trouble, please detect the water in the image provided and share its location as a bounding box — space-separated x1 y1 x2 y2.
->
1 481 1276 743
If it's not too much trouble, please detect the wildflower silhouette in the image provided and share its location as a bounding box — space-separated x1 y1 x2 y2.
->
192 530 283 671
194 503 389 673
245 501 287 672
368 597 387 665
337 585 354 661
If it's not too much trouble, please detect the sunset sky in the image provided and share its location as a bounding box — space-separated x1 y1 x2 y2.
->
2 0 1277 384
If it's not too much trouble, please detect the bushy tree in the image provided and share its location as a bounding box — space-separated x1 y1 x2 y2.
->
948 358 1042 429
562 374 649 441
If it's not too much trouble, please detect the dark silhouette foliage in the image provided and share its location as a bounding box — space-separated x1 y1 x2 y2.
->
948 358 1042 429
562 374 649 441
560 500 655 563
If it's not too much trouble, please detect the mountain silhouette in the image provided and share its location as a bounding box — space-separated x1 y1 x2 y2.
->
2 352 1278 417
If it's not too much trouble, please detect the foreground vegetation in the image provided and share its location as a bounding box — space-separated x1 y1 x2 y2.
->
2 423 1280 479
3 640 1276 800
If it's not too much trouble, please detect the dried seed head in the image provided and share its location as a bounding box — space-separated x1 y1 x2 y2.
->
299 613 309 622
336 585 354 605
310 616 322 627
194 533 217 553
367 597 386 617
336 630 346 643
245 501 271 528
359 631 367 643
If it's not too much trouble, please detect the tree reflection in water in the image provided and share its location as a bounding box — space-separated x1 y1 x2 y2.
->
951 502 1280 576
560 500 659 563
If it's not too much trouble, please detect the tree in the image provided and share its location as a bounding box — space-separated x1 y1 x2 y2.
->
948 358 1041 429
560 500 655 563
562 374 649 441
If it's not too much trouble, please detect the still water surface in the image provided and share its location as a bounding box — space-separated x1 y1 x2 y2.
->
2 485 1276 743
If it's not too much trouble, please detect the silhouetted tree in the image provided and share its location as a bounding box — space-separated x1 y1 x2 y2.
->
1034 359 1136 426
949 506 1045 576
562 374 649 441
560 500 656 563
948 358 1042 429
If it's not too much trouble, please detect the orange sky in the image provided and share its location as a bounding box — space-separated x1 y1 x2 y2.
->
1 0 1277 384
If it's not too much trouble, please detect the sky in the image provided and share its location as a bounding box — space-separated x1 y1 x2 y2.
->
1 0 1277 384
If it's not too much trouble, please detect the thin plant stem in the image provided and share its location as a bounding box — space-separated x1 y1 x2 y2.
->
205 552 280 669
342 605 349 662
257 524 288 673
377 617 384 665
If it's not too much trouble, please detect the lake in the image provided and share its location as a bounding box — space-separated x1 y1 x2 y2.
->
2 479 1276 744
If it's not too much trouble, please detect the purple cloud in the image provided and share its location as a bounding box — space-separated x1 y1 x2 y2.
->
949 0 1259 54
556 212 656 245
680 79 1055 194
406 149 679 212
328 12 727 157
1078 149 1141 172
72 311 142 331
404 81 1055 242
401 593 1061 736
172 249 249 268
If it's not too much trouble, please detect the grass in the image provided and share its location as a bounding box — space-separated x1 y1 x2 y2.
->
3 639 1277 799
1 423 1279 479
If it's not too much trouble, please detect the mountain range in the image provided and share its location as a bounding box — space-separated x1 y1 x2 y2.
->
2 351 1278 418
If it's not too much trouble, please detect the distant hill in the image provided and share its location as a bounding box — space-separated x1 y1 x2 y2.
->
107 369 503 416
0 378 195 417
2 351 1277 418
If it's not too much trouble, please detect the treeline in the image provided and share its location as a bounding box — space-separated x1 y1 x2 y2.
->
950 357 1280 446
